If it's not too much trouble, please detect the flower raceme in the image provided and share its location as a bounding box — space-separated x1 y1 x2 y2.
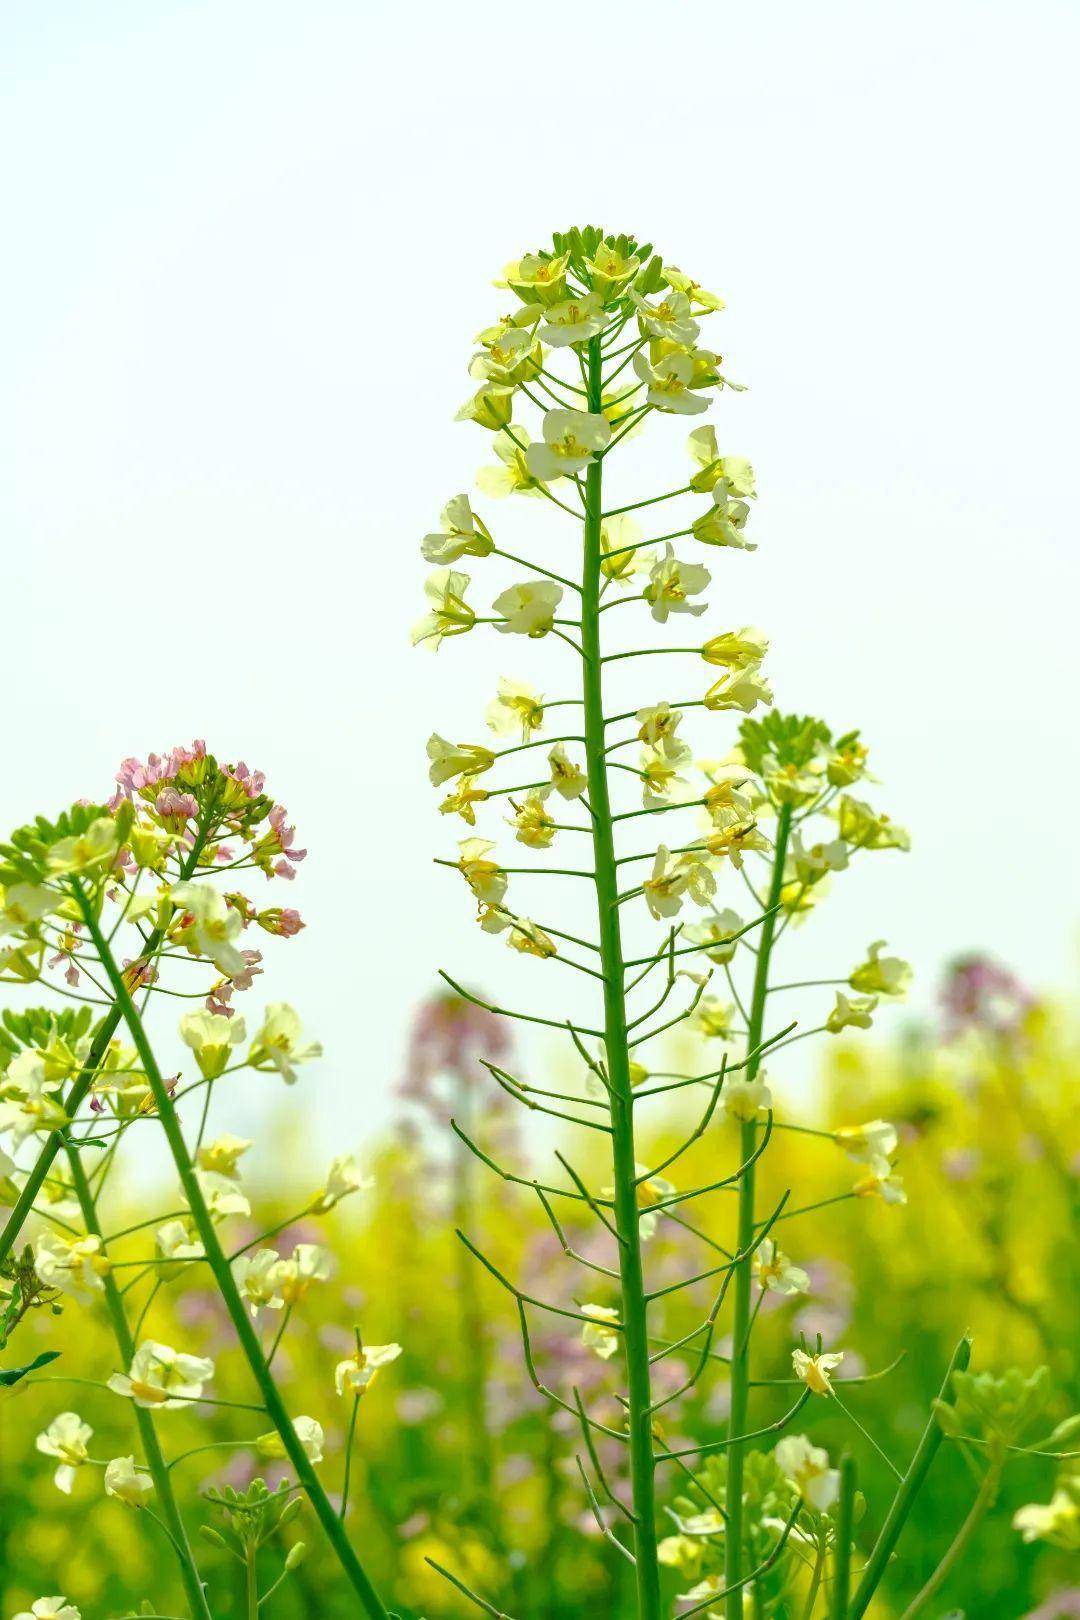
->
408 225 939 1620
0 743 392 1620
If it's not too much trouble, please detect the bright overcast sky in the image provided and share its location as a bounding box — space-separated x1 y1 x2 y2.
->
2 1 1078 1149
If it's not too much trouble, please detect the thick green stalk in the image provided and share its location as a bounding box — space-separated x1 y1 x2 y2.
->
0 826 213 1267
724 801 792 1618
581 334 662 1620
848 1335 972 1619
64 1143 213 1620
72 884 391 1620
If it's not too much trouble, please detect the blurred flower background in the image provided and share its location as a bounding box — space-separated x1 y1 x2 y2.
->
3 956 1075 1620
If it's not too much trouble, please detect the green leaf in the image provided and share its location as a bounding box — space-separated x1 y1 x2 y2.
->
0 1348 60 1386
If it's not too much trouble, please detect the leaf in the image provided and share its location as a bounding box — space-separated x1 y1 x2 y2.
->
0 1348 60 1386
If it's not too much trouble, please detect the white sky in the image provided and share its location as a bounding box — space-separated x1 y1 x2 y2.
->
2 0 1078 1150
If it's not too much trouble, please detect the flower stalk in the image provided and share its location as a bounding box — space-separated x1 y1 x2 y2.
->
581 332 662 1616
69 880 391 1620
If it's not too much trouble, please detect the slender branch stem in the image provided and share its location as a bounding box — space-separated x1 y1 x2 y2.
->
723 800 792 1618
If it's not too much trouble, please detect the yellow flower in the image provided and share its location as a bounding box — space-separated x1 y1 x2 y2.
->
469 324 541 385
705 806 770 869
837 796 911 852
499 251 570 306
853 1155 907 1205
35 1232 110 1304
537 293 608 347
107 1341 215 1408
1013 1492 1080 1550
548 743 588 799
664 266 726 313
827 740 870 787
753 1240 810 1296
849 941 912 998
35 1412 92 1495
644 545 710 623
411 568 476 650
686 426 754 494
45 816 119 877
233 1248 285 1312
792 1348 845 1395
272 1243 333 1305
631 289 700 346
439 781 490 824
454 383 515 431
581 1304 620 1360
104 1455 154 1506
456 839 507 907
485 677 545 739
703 664 772 713
421 495 494 565
170 879 250 976
426 735 496 787
641 745 693 808
193 1168 251 1220
700 626 769 668
834 1119 897 1161
723 1076 772 1123
476 425 544 499
249 1003 322 1085
509 793 556 849
599 514 650 585
12 1600 82 1620
635 702 684 751
179 1010 247 1079
493 579 563 637
584 242 640 299
643 845 690 919
695 997 737 1041
310 1153 371 1213
196 1133 252 1179
692 490 755 549
683 910 744 965
775 1435 840 1511
0 883 58 938
826 992 878 1034
256 1416 324 1464
507 918 557 958
633 349 710 414
525 408 611 482
335 1342 402 1397
155 1220 205 1268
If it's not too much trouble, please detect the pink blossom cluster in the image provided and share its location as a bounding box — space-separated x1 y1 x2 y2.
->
112 739 207 802
262 803 307 880
940 954 1034 1041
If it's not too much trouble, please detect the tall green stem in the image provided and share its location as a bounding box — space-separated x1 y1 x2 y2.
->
848 1336 972 1619
0 825 214 1267
724 801 792 1618
64 1143 213 1620
71 883 391 1620
581 335 661 1620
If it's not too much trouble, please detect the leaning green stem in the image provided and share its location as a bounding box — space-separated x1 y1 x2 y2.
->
898 1454 1003 1620
70 881 391 1620
581 333 662 1620
724 801 793 1619
848 1336 973 1619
